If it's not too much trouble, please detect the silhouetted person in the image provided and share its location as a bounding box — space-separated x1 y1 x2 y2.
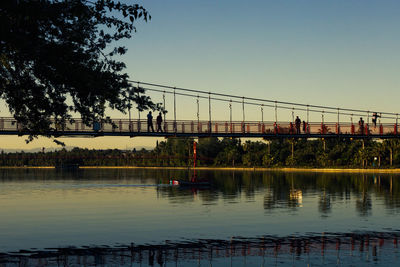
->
156 112 163 132
302 121 306 133
147 111 154 132
359 117 364 135
372 112 380 127
295 116 301 134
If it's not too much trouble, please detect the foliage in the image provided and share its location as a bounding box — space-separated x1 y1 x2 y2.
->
2 138 400 168
0 0 155 141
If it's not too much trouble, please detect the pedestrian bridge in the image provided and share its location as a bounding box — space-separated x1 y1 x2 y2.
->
0 117 399 139
1 81 399 139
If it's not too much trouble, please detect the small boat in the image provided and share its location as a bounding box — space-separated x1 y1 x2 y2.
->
169 141 211 188
170 179 211 187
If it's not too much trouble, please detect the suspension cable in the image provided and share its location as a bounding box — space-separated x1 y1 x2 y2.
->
229 100 232 125
130 80 399 117
142 86 396 120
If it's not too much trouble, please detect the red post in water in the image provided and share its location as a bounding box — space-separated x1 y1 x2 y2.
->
380 124 383 135
193 141 197 169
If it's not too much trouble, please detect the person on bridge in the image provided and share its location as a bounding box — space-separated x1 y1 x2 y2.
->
372 112 380 127
295 116 301 134
147 111 155 132
156 112 163 132
359 117 364 135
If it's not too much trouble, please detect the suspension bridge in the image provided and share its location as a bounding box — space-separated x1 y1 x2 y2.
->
1 81 399 139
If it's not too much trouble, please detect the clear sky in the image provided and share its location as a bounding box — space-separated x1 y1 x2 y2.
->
1 0 400 150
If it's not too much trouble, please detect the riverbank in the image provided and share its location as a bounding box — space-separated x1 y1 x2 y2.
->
1 165 400 173
81 166 400 173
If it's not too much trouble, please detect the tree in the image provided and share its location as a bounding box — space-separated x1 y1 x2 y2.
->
0 0 156 141
214 138 242 166
242 141 266 167
383 139 400 167
371 141 384 167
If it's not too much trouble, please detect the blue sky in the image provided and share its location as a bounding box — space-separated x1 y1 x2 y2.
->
128 0 400 113
1 0 400 149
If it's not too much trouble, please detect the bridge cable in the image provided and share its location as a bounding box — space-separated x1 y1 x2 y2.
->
142 86 396 121
229 100 232 130
196 95 200 129
291 107 294 123
128 94 132 131
242 97 245 123
163 91 166 124
208 92 212 132
173 87 176 132
137 82 141 132
131 80 400 117
261 104 264 125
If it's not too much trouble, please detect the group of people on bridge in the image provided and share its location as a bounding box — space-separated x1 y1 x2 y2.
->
144 110 383 135
292 116 307 134
147 111 163 132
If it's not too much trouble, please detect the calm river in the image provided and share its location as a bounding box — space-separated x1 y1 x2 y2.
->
1 169 400 266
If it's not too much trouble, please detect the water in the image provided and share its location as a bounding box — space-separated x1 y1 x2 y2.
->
1 169 400 266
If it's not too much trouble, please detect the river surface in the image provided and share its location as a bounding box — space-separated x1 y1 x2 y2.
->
1 169 400 266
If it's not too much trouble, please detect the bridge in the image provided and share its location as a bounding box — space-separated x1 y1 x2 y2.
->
0 117 399 139
1 81 399 139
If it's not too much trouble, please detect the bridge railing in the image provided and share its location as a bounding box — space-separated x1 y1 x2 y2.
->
0 117 398 136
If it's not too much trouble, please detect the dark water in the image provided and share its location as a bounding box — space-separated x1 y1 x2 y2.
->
1 169 400 266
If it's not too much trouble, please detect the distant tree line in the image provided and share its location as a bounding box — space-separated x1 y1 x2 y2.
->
1 137 400 168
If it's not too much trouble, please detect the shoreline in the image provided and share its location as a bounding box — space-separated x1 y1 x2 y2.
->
1 166 400 173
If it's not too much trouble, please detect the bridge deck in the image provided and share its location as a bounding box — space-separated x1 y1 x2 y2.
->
0 117 399 139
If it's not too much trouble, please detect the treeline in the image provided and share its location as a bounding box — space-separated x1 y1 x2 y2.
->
1 137 400 168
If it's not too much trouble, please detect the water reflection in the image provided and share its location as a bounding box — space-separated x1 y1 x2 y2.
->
152 170 400 216
2 168 400 215
2 232 400 266
1 168 400 256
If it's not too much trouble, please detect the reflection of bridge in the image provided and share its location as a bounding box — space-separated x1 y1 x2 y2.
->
1 117 400 139
1 232 398 266
2 81 400 139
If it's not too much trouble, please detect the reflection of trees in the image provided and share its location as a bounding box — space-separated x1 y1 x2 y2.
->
180 171 400 217
4 169 400 216
154 170 400 216
318 191 331 216
355 192 372 217
353 175 372 217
